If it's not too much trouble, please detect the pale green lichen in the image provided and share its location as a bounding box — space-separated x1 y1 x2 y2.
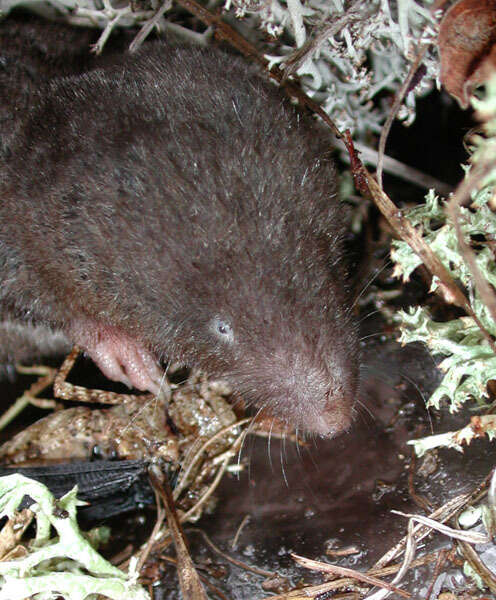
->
392 187 496 413
239 0 440 135
0 474 150 600
463 562 485 592
408 416 496 457
392 78 496 454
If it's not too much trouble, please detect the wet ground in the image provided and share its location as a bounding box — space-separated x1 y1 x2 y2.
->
149 334 495 599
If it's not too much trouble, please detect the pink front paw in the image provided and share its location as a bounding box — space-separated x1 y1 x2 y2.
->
72 321 164 394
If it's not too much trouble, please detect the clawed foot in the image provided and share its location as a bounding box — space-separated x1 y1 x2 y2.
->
71 321 163 394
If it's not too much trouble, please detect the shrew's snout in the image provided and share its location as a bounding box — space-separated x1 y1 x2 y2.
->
252 358 359 438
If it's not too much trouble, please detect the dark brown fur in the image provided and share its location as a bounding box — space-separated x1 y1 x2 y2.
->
0 19 359 435
0 13 99 148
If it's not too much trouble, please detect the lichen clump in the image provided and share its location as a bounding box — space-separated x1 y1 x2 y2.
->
392 77 496 454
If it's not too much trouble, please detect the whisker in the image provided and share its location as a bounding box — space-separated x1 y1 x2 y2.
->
400 371 434 435
357 308 382 324
235 403 267 479
295 426 302 463
268 417 274 473
236 423 251 480
305 440 319 472
347 260 391 316
246 430 254 486
352 404 368 428
355 398 376 423
359 331 393 342
280 432 289 488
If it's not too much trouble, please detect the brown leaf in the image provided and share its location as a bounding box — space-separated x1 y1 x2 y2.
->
438 0 496 108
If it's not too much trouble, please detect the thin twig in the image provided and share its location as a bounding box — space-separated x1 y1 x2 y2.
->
374 467 496 575
231 514 250 550
129 0 172 53
451 477 496 594
281 2 363 80
291 554 411 598
447 161 496 327
189 528 276 578
259 553 439 599
487 468 496 540
407 448 432 513
159 555 230 600
0 367 57 432
373 493 470 570
376 47 429 187
339 140 452 195
392 510 489 544
149 465 208 600
136 487 165 573
424 549 449 600
365 516 418 600
456 538 496 594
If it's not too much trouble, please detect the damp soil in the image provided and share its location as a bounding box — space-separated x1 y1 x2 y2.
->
147 332 491 599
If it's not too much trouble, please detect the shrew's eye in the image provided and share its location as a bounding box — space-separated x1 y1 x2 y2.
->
211 317 234 344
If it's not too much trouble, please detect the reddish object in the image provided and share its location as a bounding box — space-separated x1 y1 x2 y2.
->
438 0 496 108
343 130 369 197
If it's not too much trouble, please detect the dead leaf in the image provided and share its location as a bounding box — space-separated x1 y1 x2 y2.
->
438 0 496 108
